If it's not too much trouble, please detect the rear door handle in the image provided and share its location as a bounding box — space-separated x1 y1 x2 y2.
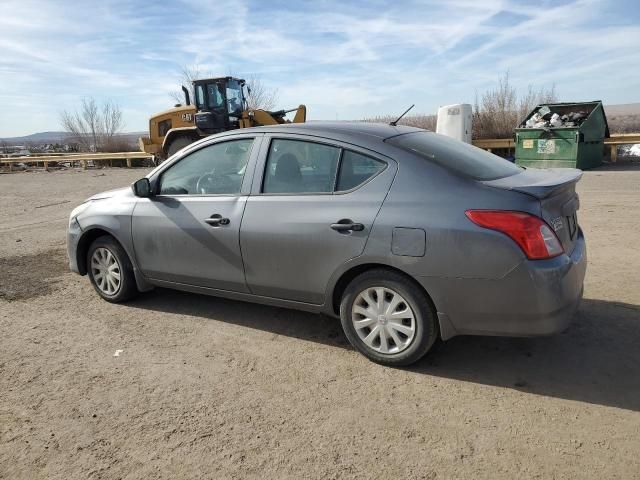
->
204 214 230 227
331 222 364 232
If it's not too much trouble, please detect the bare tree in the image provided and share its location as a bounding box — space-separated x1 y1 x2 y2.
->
362 113 437 130
101 100 124 150
169 65 212 105
244 75 279 111
60 98 125 152
473 73 558 139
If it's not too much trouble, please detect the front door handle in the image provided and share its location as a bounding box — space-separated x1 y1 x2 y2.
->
331 221 364 232
204 214 230 227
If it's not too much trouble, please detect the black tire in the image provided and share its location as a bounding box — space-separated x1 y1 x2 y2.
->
166 135 194 158
87 236 138 303
339 269 439 366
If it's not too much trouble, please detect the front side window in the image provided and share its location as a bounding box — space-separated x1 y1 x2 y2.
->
159 138 253 195
263 139 341 193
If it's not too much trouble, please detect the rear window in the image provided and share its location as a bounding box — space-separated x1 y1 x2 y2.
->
387 132 522 181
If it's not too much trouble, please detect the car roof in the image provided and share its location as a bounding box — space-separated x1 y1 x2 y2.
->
233 121 425 145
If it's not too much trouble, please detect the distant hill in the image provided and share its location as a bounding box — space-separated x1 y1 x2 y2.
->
0 131 70 144
604 103 640 117
0 131 147 145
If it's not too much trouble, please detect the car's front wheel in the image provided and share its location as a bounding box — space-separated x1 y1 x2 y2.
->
87 236 138 303
339 270 438 366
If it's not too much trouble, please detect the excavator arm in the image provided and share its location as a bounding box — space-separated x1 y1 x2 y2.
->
240 105 306 128
292 105 306 123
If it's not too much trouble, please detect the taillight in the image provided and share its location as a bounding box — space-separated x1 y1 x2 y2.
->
465 210 563 260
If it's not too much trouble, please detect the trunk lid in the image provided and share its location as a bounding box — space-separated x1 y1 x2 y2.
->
482 168 582 253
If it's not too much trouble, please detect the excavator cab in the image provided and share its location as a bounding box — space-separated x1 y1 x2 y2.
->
192 77 248 134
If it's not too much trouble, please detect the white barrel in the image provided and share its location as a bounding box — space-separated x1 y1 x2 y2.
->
436 103 473 144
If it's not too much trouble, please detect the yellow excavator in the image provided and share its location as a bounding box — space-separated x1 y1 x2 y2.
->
139 76 306 160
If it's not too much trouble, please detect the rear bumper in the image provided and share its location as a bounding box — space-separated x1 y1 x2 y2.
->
418 230 587 339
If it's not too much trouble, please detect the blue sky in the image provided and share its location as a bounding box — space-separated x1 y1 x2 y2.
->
1 0 639 136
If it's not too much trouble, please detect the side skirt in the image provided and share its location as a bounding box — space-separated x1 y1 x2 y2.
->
147 278 325 315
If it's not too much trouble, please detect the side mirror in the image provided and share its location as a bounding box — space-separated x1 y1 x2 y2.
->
132 178 153 198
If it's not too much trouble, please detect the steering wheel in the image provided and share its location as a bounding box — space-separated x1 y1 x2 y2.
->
195 173 236 194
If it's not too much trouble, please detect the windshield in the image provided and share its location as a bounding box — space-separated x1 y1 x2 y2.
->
387 132 522 181
226 79 243 115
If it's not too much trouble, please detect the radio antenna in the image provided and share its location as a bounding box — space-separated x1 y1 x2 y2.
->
390 104 415 126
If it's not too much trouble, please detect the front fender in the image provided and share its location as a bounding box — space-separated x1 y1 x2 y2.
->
161 127 200 153
75 198 153 292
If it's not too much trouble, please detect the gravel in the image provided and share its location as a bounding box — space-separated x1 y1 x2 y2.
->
1 165 639 479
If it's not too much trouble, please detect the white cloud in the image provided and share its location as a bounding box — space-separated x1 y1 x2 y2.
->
1 0 639 136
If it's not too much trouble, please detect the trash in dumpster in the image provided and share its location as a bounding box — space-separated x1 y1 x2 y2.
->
525 113 542 128
550 113 563 127
521 109 590 129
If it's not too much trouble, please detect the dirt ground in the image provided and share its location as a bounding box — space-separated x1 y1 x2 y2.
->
1 164 639 479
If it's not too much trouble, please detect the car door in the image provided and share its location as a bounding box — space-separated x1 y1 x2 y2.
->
240 135 397 304
131 135 261 292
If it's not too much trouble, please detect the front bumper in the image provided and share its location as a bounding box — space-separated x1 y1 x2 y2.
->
419 229 587 339
67 217 82 274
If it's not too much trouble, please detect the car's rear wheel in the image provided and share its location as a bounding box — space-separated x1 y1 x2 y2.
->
339 269 438 366
87 236 138 303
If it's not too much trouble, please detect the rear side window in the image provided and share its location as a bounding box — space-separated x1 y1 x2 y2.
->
337 151 386 191
263 139 340 193
387 132 522 180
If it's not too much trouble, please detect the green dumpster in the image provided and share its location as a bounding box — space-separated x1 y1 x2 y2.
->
515 101 610 169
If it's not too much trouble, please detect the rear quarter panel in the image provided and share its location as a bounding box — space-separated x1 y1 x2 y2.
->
366 150 536 277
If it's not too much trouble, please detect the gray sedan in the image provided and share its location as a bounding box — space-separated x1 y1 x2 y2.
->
67 122 586 366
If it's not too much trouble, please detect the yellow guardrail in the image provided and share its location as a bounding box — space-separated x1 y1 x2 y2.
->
472 138 516 150
0 152 153 171
472 134 640 162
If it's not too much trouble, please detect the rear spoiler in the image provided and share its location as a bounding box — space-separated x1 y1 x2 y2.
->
481 168 583 199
